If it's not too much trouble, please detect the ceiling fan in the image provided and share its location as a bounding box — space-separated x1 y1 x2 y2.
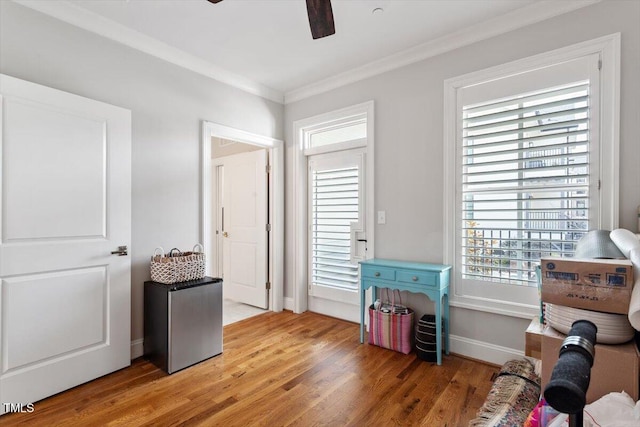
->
206 0 335 39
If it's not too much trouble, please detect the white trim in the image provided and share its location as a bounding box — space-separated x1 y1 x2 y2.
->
449 334 524 366
130 338 144 360
201 121 284 312
293 101 375 315
14 0 283 104
204 123 281 148
284 0 600 103
598 34 621 231
293 119 307 314
443 33 620 317
14 0 598 105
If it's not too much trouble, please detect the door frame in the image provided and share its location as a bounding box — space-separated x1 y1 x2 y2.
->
292 101 375 314
201 121 284 312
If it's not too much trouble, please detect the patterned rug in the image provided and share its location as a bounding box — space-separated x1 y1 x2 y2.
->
469 359 541 426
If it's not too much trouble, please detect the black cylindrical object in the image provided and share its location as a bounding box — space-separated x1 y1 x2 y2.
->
415 315 440 362
544 320 597 415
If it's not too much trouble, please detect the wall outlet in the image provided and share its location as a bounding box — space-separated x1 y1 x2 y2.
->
377 211 386 224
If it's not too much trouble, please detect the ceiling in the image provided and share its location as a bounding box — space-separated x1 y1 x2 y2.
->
17 0 598 102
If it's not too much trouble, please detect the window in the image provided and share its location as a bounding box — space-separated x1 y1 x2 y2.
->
462 82 590 287
444 35 620 317
308 118 366 151
303 112 367 156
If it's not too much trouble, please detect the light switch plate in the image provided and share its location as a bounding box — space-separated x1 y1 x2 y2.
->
377 211 386 224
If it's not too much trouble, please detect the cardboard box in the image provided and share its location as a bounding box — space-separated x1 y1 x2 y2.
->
541 257 634 314
541 325 640 404
525 316 544 359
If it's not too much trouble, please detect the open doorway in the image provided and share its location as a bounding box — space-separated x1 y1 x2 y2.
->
201 121 284 324
213 144 268 309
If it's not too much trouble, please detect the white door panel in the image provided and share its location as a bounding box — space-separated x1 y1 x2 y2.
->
3 268 107 371
229 242 256 287
0 74 131 411
3 98 106 240
222 150 267 309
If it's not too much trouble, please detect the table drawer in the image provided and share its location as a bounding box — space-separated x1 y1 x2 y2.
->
361 266 396 281
397 270 438 286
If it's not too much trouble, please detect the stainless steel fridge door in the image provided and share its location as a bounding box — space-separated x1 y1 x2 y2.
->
167 281 222 373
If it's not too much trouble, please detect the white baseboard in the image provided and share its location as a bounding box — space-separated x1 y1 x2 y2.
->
449 334 523 365
131 338 144 360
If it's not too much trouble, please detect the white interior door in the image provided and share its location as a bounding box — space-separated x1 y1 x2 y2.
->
222 150 268 309
0 75 131 411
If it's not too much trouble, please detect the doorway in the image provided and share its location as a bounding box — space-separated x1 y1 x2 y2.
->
213 146 268 311
292 101 375 323
201 121 284 319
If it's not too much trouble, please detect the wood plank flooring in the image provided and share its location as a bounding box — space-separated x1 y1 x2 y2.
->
2 311 499 426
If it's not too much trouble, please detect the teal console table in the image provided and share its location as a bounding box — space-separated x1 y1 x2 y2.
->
359 259 451 365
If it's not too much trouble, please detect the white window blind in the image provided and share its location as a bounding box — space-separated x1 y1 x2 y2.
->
462 81 590 287
310 165 359 291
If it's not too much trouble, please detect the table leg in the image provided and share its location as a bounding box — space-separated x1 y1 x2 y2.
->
444 292 450 355
360 284 366 344
435 296 442 365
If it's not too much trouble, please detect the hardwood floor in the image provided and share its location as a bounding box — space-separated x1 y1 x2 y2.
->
2 311 499 426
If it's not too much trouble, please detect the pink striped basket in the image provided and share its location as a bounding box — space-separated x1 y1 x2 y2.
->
368 289 414 354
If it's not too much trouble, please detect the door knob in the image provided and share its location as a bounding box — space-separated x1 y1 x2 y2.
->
111 245 128 256
223 232 229 238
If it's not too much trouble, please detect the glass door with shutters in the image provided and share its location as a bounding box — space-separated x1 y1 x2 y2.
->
308 149 366 305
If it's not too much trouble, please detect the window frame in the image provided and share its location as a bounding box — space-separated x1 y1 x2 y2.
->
443 34 620 318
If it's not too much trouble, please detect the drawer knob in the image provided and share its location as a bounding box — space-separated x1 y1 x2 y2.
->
412 276 418 281
374 272 380 277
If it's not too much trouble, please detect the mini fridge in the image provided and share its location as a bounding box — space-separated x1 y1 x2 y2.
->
144 277 223 374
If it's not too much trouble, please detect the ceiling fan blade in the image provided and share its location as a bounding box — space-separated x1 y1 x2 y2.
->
207 0 223 3
306 0 335 39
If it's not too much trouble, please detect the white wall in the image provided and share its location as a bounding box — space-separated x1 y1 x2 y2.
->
0 1 284 356
284 0 640 363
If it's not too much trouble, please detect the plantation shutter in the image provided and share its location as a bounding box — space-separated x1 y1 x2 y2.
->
310 163 360 291
461 81 590 287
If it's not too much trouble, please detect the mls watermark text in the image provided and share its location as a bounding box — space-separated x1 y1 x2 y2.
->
2 402 35 413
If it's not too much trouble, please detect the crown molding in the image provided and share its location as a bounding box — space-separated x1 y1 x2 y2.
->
12 0 600 106
12 0 284 104
284 0 600 104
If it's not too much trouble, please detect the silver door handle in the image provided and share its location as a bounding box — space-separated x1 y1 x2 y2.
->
111 245 128 256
